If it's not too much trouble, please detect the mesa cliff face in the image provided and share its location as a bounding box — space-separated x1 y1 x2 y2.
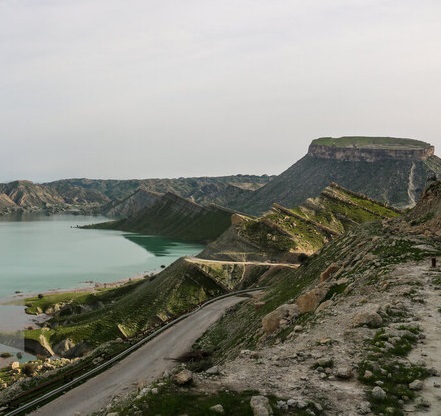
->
230 136 441 214
308 142 434 162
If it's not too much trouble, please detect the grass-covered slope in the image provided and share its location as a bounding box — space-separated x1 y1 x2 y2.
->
200 183 400 262
24 258 227 352
88 192 235 243
191 214 441 414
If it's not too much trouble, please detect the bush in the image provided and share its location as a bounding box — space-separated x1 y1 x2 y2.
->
23 362 36 376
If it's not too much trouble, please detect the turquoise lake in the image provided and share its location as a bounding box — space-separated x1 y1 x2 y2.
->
0 213 204 300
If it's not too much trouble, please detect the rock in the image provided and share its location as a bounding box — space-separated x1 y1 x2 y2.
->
240 350 260 359
106 413 119 416
210 404 224 413
151 387 159 394
297 400 308 409
296 287 328 314
364 370 373 379
414 396 431 408
53 338 76 356
206 365 220 375
314 357 334 368
173 369 193 385
352 311 383 328
262 304 299 335
9 361 20 370
315 300 333 314
357 401 371 414
286 399 296 407
276 400 288 410
409 379 424 390
250 395 273 416
372 386 387 400
319 263 340 282
335 365 353 379
262 310 284 335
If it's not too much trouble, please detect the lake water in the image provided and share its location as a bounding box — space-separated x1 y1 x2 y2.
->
0 213 203 333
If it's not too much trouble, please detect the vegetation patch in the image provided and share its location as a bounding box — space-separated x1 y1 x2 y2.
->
98 384 323 416
358 325 429 414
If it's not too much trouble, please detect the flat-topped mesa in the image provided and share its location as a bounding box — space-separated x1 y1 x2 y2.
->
308 136 434 162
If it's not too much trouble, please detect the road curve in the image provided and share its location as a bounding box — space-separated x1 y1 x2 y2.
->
30 295 247 416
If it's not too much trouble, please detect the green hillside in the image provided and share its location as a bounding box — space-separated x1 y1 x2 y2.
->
200 183 400 262
88 192 234 243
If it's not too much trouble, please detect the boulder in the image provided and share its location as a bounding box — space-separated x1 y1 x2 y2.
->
409 379 424 390
296 287 328 314
174 369 193 385
210 404 225 413
315 300 333 314
352 311 383 328
206 365 220 375
335 365 353 379
372 386 386 400
319 263 340 283
9 361 20 370
53 338 76 356
262 304 299 334
250 396 273 416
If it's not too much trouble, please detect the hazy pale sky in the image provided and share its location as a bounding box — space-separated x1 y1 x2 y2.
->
1 0 441 182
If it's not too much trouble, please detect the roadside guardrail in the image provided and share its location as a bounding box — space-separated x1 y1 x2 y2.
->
3 287 264 416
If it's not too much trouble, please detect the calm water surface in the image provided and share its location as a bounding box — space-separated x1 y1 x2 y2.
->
0 213 203 299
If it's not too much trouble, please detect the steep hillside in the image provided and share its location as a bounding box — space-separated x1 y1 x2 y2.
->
200 183 400 263
231 136 441 215
49 175 273 208
102 189 162 217
90 193 235 243
406 179 441 230
0 181 67 214
92 179 441 416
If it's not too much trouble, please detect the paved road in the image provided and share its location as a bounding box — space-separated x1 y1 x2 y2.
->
30 296 247 416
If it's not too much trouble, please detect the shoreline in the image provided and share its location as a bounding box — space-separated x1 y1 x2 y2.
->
1 271 151 305
0 271 154 333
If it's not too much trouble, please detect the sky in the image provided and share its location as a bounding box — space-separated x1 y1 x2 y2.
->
1 0 441 182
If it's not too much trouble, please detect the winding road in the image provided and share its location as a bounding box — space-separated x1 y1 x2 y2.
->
29 295 247 416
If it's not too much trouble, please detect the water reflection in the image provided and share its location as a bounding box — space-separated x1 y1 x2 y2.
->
123 234 203 257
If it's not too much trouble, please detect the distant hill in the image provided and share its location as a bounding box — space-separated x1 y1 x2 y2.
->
0 180 66 214
229 136 441 215
48 175 272 208
89 192 235 243
0 175 273 216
